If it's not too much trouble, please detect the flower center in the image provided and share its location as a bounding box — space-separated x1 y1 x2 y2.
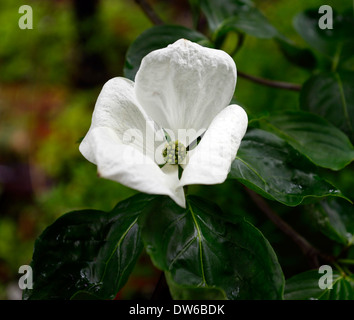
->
162 140 187 165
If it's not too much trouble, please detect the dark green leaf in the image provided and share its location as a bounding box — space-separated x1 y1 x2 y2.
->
256 111 354 170
215 9 278 40
305 198 354 245
275 37 317 70
293 9 354 65
200 0 277 39
23 193 156 300
285 270 354 300
140 195 284 300
300 71 354 143
165 272 227 300
124 25 209 81
200 0 317 69
229 129 349 206
199 0 253 32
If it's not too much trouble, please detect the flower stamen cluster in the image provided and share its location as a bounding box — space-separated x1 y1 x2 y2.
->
162 140 187 164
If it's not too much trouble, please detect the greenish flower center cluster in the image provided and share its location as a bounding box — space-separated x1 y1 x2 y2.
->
162 140 187 165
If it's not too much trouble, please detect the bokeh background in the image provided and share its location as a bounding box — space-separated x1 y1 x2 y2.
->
0 0 352 299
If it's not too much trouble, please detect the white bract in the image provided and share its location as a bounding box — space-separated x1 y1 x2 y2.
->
79 39 248 207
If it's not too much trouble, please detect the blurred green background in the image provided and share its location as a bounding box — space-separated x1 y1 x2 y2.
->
0 0 352 299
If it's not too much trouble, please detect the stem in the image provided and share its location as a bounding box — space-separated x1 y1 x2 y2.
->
134 0 164 25
331 43 342 72
333 261 347 277
230 33 245 57
238 70 302 91
338 259 354 265
244 187 332 268
342 265 353 276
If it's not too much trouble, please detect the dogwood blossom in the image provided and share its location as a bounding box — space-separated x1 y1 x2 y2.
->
79 39 248 207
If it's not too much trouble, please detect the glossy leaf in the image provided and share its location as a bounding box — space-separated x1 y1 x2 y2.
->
23 193 156 300
199 0 253 32
200 0 277 39
305 198 354 245
199 0 318 70
285 270 354 300
140 195 284 300
124 25 209 81
294 9 354 64
165 272 227 300
215 8 278 40
300 71 354 143
256 111 354 170
229 129 348 206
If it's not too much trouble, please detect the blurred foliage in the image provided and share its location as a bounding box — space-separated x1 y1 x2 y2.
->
0 0 152 299
0 0 353 300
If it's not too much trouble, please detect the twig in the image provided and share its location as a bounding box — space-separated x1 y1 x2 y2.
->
238 70 302 91
244 187 333 268
134 0 164 25
338 259 354 265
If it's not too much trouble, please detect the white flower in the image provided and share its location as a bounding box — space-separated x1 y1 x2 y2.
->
79 39 248 208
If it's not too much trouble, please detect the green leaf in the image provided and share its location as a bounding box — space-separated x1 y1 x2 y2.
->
215 8 278 40
275 37 317 70
294 9 354 65
285 270 354 300
229 129 349 206
199 0 253 32
256 111 354 170
23 193 156 300
305 198 354 245
300 71 354 143
165 272 227 300
140 195 284 300
200 0 278 39
200 0 317 71
124 25 209 81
